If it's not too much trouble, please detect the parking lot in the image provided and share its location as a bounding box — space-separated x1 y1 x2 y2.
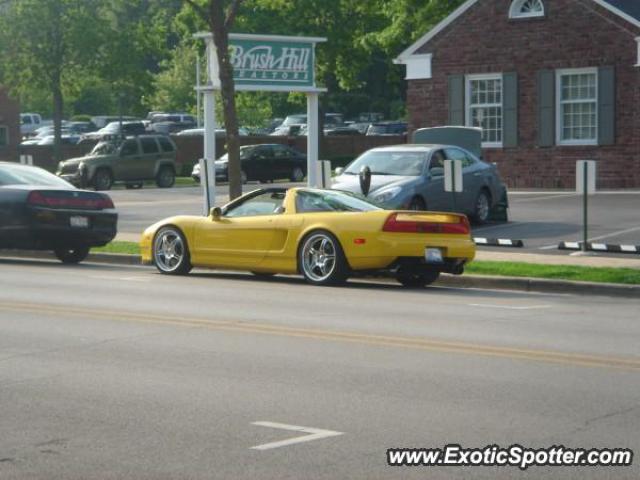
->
111 185 640 257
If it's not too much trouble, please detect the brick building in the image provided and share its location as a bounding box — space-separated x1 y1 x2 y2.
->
395 0 640 188
0 86 20 162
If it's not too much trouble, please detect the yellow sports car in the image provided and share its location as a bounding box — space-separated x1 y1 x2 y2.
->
140 187 476 287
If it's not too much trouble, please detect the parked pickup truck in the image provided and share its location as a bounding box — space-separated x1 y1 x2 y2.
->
20 113 43 137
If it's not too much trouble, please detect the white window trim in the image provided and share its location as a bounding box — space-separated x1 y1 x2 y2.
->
465 73 503 148
509 0 545 19
555 67 598 146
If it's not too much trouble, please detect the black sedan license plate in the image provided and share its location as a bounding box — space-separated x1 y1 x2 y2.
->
70 216 89 228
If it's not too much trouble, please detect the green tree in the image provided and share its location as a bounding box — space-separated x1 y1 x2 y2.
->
0 0 103 159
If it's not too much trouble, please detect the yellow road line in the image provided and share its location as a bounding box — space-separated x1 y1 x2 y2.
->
1 301 638 372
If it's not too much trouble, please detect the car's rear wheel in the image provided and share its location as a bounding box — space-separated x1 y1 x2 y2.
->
298 231 349 286
153 226 192 275
290 167 305 182
473 189 491 224
54 246 90 264
93 169 113 191
408 196 426 211
156 166 175 188
396 269 440 288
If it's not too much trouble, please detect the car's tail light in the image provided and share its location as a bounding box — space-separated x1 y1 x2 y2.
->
383 212 470 235
27 191 114 210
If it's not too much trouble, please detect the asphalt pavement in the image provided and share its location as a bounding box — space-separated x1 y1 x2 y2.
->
1 258 639 479
109 186 640 258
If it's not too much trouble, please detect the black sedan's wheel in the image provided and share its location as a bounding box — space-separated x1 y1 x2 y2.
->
408 196 426 211
473 190 491 224
298 231 348 286
54 246 90 264
93 169 113 191
290 167 305 182
396 270 440 288
156 166 175 188
153 227 192 275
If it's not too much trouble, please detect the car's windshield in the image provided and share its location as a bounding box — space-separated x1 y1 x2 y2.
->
0 164 74 187
296 189 382 213
91 141 118 155
102 122 121 133
344 150 427 176
283 115 306 126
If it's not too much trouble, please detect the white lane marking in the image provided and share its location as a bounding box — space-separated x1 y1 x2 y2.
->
585 226 640 242
250 421 343 451
87 275 150 282
468 304 552 311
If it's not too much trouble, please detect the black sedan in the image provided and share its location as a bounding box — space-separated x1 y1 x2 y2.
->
0 162 117 263
192 144 307 183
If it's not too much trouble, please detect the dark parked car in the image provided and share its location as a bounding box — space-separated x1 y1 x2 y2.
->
80 121 147 143
56 135 177 190
192 144 306 183
366 122 408 136
0 162 117 263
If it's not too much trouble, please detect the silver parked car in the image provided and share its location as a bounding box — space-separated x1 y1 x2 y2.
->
331 144 508 223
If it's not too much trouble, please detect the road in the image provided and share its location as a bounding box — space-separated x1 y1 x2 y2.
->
1 258 639 479
109 186 640 256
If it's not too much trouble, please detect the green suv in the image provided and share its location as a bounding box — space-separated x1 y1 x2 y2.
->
56 135 177 190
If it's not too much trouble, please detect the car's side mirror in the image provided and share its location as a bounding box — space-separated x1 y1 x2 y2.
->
210 207 222 220
334 167 344 176
430 167 444 177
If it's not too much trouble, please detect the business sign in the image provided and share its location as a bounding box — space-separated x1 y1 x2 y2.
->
200 33 326 92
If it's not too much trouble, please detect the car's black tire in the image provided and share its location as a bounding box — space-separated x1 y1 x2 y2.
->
408 196 426 211
473 189 492 224
396 270 440 288
93 168 113 191
290 167 305 182
298 230 349 286
153 226 192 275
156 166 176 188
54 246 90 264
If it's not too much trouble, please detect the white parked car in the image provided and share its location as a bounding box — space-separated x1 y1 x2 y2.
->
20 113 43 137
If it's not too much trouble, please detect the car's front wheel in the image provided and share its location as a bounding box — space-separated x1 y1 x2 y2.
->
153 226 192 275
93 168 113 191
54 246 90 264
396 269 440 288
473 189 491 224
298 231 349 286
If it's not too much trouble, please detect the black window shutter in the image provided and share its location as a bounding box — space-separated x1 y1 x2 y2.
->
598 66 615 146
503 72 518 147
537 70 555 147
448 75 465 126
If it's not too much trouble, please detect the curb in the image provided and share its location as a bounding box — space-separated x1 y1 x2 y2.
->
474 237 524 248
2 251 639 299
559 241 640 254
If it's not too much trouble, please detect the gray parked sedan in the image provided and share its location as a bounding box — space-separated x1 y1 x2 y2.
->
331 144 507 223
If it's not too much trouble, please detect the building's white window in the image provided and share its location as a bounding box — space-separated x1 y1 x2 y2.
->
466 74 503 147
556 68 598 145
0 126 8 147
509 0 544 19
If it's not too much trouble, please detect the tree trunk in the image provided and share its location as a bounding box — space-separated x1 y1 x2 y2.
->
208 3 242 200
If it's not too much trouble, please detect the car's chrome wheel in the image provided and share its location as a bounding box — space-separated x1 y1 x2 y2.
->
153 227 192 275
299 231 348 285
474 190 491 224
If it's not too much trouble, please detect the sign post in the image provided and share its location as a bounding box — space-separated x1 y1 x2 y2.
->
444 159 463 211
195 33 327 214
576 160 597 252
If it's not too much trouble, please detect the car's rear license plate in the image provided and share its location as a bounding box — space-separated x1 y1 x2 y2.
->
425 248 443 264
70 216 89 228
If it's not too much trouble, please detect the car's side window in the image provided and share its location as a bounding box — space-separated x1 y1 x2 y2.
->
224 191 285 218
445 148 475 168
141 137 160 154
120 140 138 157
272 145 288 159
429 150 446 176
158 137 175 153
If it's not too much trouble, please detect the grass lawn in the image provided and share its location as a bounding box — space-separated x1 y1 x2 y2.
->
90 241 640 285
